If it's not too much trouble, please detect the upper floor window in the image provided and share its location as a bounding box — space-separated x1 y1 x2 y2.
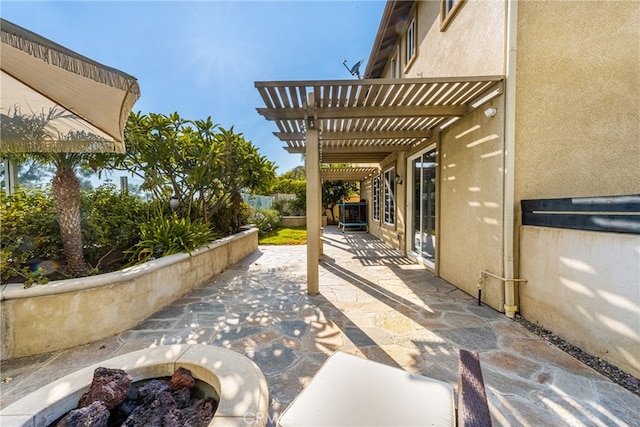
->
441 0 465 31
406 19 416 65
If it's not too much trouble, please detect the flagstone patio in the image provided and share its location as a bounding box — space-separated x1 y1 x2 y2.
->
1 227 638 426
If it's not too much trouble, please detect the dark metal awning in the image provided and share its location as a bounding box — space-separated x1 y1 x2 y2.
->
255 76 504 164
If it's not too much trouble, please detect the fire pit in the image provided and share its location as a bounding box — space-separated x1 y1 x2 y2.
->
0 344 269 426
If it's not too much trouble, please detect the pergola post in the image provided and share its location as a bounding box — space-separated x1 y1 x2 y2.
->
305 92 320 295
3 159 18 195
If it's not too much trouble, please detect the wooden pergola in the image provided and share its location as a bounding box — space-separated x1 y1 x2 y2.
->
255 76 504 294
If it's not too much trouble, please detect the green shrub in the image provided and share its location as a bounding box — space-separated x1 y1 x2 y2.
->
82 185 147 268
208 196 251 236
248 208 280 234
272 198 306 216
0 187 62 284
126 214 216 264
291 186 306 215
272 199 292 216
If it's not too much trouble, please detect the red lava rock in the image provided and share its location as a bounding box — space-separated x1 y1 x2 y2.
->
170 367 196 390
53 367 216 426
78 367 133 410
56 400 109 427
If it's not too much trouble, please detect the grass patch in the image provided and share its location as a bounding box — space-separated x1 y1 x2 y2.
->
259 225 307 245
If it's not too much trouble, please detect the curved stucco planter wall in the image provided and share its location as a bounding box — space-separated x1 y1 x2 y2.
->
0 227 258 360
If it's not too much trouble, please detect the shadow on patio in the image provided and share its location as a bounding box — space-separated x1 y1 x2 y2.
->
1 227 638 426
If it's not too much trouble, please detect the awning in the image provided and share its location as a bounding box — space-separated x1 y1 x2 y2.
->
0 18 140 153
255 76 504 164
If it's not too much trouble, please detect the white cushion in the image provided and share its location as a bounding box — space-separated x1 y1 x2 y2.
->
278 351 455 427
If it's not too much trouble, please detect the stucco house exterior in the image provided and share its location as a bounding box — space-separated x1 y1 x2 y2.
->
256 0 639 378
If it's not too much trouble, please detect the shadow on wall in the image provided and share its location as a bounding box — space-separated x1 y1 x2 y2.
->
519 225 640 379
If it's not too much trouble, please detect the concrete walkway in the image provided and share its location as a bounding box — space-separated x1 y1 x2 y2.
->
1 227 638 426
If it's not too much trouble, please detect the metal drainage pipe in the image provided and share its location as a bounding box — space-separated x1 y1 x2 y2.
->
478 270 527 317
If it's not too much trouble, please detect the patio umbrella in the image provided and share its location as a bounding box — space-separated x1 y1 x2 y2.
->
0 18 140 153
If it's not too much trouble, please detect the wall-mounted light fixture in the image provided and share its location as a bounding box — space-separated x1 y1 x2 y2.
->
395 174 403 185
484 107 497 118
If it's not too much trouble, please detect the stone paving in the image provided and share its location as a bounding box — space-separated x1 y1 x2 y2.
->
1 227 639 426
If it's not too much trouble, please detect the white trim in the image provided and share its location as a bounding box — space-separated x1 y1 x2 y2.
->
372 175 381 222
407 143 437 270
502 0 519 317
383 167 396 226
406 18 416 64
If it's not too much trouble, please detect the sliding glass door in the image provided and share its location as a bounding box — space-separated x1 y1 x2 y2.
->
410 148 437 266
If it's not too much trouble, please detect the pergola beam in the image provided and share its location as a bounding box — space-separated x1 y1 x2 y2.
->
257 105 466 121
274 129 432 141
286 144 411 154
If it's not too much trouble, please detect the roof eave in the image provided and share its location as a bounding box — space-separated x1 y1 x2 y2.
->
364 1 415 79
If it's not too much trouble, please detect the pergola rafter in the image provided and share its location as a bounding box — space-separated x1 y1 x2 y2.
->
256 76 504 165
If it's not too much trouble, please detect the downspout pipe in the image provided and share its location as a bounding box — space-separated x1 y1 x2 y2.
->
503 0 519 318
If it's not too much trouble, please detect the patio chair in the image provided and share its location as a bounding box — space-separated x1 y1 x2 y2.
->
277 349 491 427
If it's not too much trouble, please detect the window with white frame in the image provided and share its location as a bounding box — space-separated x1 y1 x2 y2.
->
406 19 416 64
440 0 465 31
383 168 395 225
372 176 380 221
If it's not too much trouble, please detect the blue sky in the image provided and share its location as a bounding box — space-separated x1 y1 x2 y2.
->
1 0 386 176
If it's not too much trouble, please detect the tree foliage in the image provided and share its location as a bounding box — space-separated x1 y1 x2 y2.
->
0 106 108 277
101 112 276 231
1 109 277 281
0 185 146 286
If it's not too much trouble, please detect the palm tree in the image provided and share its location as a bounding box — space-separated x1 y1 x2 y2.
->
1 107 99 277
49 153 90 276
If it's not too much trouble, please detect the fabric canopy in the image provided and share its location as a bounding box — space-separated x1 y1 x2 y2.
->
0 18 140 153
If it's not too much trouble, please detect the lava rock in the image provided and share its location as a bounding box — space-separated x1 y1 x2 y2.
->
184 397 218 426
78 367 133 410
56 400 109 427
123 389 175 426
137 379 170 404
173 386 192 409
170 367 196 390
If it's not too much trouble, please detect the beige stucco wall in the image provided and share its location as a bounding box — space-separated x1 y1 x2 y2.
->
367 0 639 322
364 101 507 312
382 0 505 79
520 226 640 378
0 228 258 360
364 154 405 249
514 1 640 203
437 102 506 311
